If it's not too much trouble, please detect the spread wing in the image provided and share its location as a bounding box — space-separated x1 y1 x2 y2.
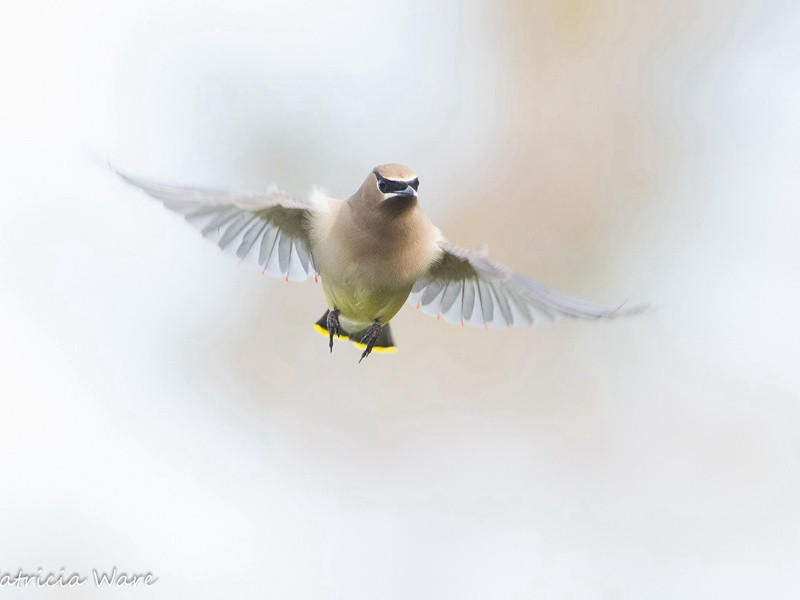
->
408 239 645 328
115 168 322 282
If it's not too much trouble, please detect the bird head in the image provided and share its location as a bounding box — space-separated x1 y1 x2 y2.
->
360 164 419 206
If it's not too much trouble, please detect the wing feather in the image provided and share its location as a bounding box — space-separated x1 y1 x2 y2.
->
439 280 461 315
114 168 322 282
489 280 513 327
461 279 476 323
236 220 267 262
409 239 645 329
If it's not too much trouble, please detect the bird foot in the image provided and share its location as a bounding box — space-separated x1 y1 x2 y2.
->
327 309 340 352
358 321 382 363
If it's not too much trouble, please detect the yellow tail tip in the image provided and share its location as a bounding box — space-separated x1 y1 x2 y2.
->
312 323 397 353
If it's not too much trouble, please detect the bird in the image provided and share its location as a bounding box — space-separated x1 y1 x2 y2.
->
113 163 644 362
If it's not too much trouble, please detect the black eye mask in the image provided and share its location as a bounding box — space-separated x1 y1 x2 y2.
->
375 173 418 193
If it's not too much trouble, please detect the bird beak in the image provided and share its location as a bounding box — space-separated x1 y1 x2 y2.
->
393 185 417 198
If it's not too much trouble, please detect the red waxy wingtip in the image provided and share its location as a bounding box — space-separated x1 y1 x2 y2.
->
416 303 421 310
314 275 319 283
285 276 289 283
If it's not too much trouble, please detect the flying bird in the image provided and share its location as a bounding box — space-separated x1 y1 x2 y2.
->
114 163 643 362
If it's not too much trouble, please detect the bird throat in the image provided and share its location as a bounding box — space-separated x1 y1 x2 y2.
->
380 195 418 216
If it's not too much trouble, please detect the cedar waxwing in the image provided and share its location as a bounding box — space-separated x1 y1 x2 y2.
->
114 163 644 362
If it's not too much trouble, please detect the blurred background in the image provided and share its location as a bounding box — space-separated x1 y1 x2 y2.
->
1 0 799 597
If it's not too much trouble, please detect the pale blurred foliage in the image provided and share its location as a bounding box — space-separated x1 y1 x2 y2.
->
1 0 799 598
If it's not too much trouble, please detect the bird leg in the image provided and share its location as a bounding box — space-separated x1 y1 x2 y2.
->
327 309 341 352
358 321 383 363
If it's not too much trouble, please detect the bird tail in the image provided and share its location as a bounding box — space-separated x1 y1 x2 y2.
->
313 311 396 353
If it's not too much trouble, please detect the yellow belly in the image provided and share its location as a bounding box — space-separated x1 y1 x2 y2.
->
321 278 411 329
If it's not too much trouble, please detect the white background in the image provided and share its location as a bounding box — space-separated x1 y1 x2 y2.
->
1 0 799 598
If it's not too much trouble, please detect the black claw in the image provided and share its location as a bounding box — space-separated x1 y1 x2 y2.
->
327 309 340 353
358 321 382 364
